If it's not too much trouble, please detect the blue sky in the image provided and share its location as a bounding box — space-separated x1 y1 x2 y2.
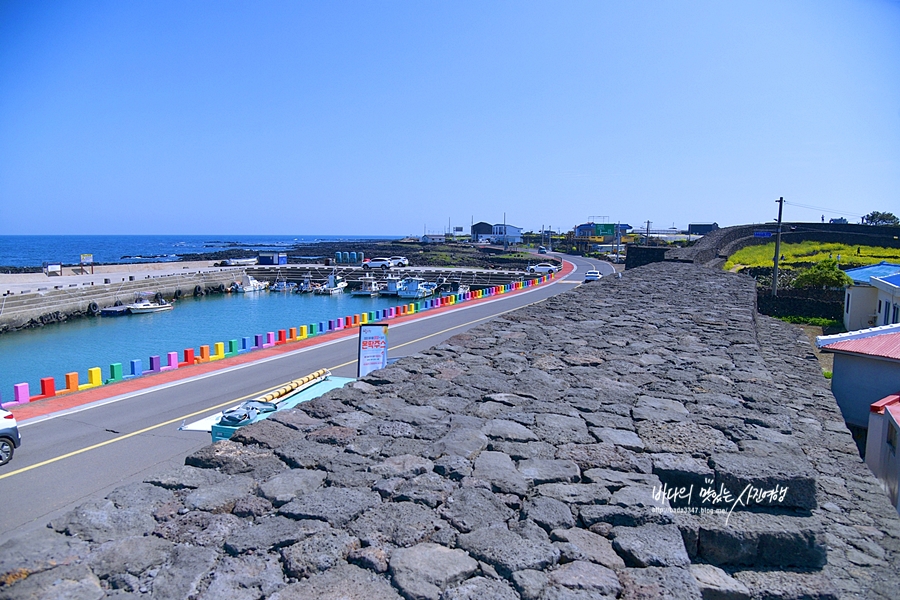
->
1 1 897 236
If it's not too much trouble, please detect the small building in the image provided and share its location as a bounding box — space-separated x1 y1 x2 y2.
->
471 222 493 242
421 234 446 244
258 252 287 265
871 273 900 327
842 262 900 331
687 223 719 236
818 324 900 451
492 224 523 244
866 394 900 513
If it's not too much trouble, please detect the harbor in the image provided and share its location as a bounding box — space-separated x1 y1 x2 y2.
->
0 261 554 406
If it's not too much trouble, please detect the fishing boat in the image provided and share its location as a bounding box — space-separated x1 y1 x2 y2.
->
440 280 470 297
397 277 437 299
350 275 382 297
125 295 174 314
380 274 404 296
295 274 315 294
315 272 347 295
271 271 296 292
231 273 269 293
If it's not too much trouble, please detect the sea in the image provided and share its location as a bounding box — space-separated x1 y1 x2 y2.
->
0 234 403 403
0 234 400 268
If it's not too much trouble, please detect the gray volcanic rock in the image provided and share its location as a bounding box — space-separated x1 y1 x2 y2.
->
440 488 515 533
551 528 625 569
612 524 691 567
443 576 520 600
50 499 158 543
618 566 702 599
258 469 327 506
517 458 580 484
524 496 576 531
224 515 330 555
389 543 478 600
532 413 593 445
349 501 448 548
456 527 560 577
280 529 360 578
278 487 381 526
473 450 529 495
535 482 611 505
547 561 623 597
185 439 287 476
270 563 402 600
709 452 818 510
150 544 219 599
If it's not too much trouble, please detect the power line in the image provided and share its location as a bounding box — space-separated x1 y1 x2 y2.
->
783 201 865 219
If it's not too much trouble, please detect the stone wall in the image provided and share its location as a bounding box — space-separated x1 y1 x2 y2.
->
2 262 898 599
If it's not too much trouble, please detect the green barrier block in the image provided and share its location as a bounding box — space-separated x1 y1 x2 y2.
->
106 362 123 384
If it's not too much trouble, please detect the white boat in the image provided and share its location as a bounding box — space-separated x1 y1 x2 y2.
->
231 273 269 293
380 274 404 296
126 297 174 314
271 271 296 292
315 273 347 295
397 277 437 299
295 274 315 294
351 275 382 297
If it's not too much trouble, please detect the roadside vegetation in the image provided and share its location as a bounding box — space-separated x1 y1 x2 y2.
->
725 241 900 272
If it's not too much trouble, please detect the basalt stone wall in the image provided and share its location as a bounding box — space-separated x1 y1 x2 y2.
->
2 262 899 599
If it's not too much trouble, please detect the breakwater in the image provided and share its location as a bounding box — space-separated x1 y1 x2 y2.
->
1 262 897 599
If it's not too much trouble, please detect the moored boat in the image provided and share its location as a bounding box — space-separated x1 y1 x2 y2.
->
350 275 382 297
397 277 437 299
315 272 347 295
231 273 269 293
125 296 174 314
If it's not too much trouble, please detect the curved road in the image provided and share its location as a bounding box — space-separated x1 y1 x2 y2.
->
0 254 612 543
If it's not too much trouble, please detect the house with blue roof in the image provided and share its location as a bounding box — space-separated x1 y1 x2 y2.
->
843 262 900 331
872 272 900 327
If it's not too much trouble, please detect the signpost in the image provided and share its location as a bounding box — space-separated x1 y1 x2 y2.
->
80 253 94 275
358 324 389 378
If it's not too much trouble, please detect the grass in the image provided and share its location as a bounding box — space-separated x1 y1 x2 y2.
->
724 241 900 271
775 316 844 329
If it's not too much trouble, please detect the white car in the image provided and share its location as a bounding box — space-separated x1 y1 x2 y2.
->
390 256 409 267
0 407 21 466
528 263 559 274
363 258 393 270
583 270 601 282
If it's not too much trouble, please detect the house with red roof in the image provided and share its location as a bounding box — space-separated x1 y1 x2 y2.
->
866 394 900 513
817 323 900 450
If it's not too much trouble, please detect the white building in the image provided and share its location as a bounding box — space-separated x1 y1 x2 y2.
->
842 262 900 331
491 224 523 244
871 273 900 327
866 394 900 514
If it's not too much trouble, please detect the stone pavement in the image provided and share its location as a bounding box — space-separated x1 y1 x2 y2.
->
1 262 898 599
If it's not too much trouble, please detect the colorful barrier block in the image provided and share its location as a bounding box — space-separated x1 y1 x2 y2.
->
226 340 239 357
300 325 308 339
179 348 196 367
240 337 252 353
254 334 264 349
13 383 29 404
288 327 297 341
28 377 56 401
107 362 123 383
76 367 102 390
161 352 179 371
263 332 275 348
276 330 287 345
149 355 162 373
210 342 225 360
198 345 211 363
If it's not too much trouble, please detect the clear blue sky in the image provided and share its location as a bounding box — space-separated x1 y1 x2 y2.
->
1 1 897 236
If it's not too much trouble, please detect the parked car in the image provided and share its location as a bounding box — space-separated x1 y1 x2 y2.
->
528 263 559 274
583 270 601 282
363 257 393 270
0 408 21 466
389 256 409 267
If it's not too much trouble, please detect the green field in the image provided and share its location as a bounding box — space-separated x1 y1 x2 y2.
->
724 241 900 271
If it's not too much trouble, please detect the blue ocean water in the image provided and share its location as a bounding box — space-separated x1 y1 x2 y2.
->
0 291 406 403
0 234 399 268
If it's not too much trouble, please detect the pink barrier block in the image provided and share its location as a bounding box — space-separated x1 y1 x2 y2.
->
161 351 179 372
262 332 276 348
13 383 29 404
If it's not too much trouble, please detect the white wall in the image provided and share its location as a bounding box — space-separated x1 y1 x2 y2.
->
866 406 900 512
845 286 879 331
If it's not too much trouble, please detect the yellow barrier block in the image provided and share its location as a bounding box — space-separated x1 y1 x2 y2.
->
299 325 308 339
210 342 226 361
361 313 368 324
78 367 102 390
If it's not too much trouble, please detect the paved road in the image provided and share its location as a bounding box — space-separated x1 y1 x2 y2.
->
0 254 607 543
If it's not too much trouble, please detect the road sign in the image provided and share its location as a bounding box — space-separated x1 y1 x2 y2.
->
753 231 773 238
358 324 389 377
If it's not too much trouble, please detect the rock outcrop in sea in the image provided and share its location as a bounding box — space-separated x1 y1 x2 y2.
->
1 262 897 599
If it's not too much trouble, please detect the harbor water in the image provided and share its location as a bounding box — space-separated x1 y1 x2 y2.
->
0 291 404 402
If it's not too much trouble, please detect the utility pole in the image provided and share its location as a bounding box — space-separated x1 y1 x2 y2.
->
772 197 784 297
644 221 651 245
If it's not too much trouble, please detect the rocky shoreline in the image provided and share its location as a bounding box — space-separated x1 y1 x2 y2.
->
1 261 897 599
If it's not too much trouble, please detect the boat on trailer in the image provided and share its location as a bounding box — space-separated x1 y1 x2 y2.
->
179 369 354 442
